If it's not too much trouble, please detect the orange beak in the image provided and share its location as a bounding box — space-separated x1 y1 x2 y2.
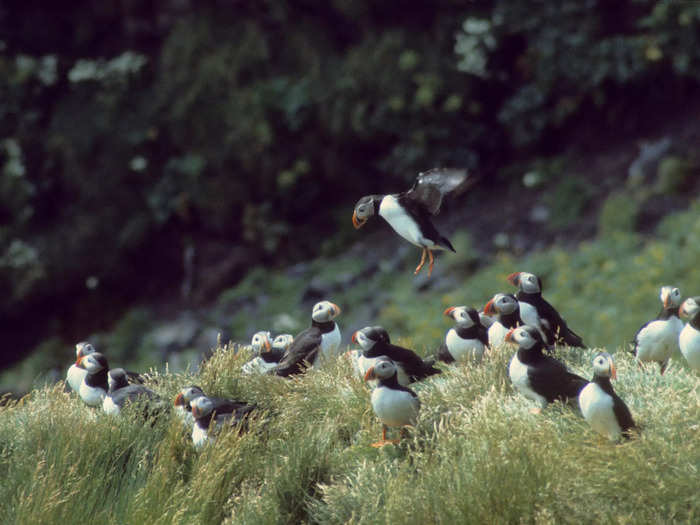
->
483 299 496 315
443 306 456 318
263 338 271 352
507 272 521 286
75 356 85 368
610 361 617 381
364 367 376 382
352 210 365 229
351 332 358 344
191 406 199 418
505 328 515 343
663 294 671 309
174 393 184 407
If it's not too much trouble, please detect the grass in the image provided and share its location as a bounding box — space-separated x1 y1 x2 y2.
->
1 340 698 524
2 200 700 524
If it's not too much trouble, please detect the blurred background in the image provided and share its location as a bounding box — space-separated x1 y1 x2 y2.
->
2 1 700 394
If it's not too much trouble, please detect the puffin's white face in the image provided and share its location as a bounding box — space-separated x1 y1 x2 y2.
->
660 286 681 308
272 334 294 351
190 396 214 419
182 386 204 403
251 331 272 353
81 353 107 374
75 342 95 361
352 196 376 229
364 359 397 381
505 326 538 349
680 297 700 318
485 293 518 315
352 329 374 350
311 301 341 323
518 272 541 294
592 352 616 379
444 306 476 327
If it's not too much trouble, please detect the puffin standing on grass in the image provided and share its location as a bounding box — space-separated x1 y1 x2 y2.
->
275 301 342 377
436 306 489 364
353 326 441 385
364 359 420 447
482 293 530 348
103 368 165 418
578 352 636 441
679 297 700 372
506 326 587 413
76 352 110 407
66 342 96 392
508 271 585 347
242 331 286 375
632 286 683 374
174 385 252 427
352 169 469 276
190 396 257 449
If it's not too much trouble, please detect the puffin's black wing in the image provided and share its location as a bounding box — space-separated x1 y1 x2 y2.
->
435 342 455 364
477 325 490 347
402 168 469 215
209 397 252 415
612 395 636 436
275 327 321 377
535 298 585 348
381 343 442 381
260 348 286 364
528 357 588 403
126 370 146 384
110 385 159 407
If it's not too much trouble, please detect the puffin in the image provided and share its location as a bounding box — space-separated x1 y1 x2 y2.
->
102 368 165 418
578 352 636 441
174 385 252 426
364 359 420 447
346 326 392 381
242 331 284 375
632 285 683 374
482 293 528 348
352 326 441 385
679 296 700 372
508 271 585 347
190 395 257 449
275 301 342 377
506 325 588 412
436 306 489 364
66 342 96 392
76 352 110 407
352 169 469 276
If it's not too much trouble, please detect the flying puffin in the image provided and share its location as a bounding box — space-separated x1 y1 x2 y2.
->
102 368 165 418
508 271 585 347
242 331 285 375
275 301 342 377
66 342 96 392
364 359 420 447
632 285 683 374
578 352 636 441
76 352 110 407
352 326 441 385
482 293 528 349
506 326 588 413
352 169 469 276
190 395 257 449
436 306 489 364
174 385 252 427
679 297 700 372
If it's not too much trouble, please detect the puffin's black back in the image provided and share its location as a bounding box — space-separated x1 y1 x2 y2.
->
366 341 441 382
275 325 323 376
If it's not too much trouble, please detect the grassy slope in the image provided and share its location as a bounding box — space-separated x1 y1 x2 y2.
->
2 202 700 524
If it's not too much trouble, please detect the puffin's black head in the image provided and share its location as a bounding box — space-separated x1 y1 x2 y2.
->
352 326 389 350
75 341 96 364
352 195 379 229
108 368 129 392
591 352 616 380
508 272 541 294
444 306 480 327
363 358 397 382
190 396 215 420
79 352 108 375
483 293 519 316
272 334 294 351
311 300 341 322
505 325 542 349
250 331 272 354
659 286 681 309
680 297 700 319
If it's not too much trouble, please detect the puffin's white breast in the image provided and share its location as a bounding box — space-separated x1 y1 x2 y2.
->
79 383 106 407
242 357 278 375
679 323 700 371
446 328 485 363
578 382 622 441
192 424 212 449
102 395 121 415
317 323 342 366
66 365 87 392
636 319 679 363
488 322 511 349
370 386 419 428
508 355 547 408
379 194 441 249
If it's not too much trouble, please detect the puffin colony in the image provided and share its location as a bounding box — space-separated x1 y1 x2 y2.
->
62 169 699 448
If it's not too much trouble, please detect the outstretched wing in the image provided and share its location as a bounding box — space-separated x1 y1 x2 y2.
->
403 168 469 215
